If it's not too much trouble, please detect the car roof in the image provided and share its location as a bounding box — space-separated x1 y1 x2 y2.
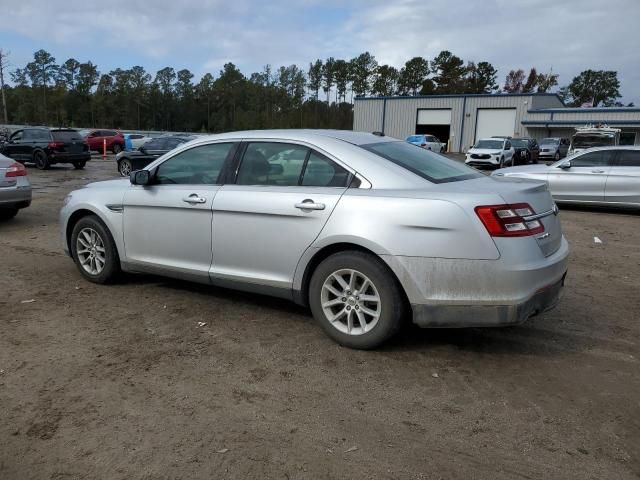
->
192 129 397 146
577 145 640 151
477 137 504 141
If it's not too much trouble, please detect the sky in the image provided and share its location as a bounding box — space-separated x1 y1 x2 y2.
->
0 0 639 104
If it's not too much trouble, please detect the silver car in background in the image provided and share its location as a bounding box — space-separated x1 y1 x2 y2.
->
60 130 569 349
493 146 640 209
0 152 32 220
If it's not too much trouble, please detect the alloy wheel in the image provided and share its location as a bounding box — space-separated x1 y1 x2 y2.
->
119 160 132 177
76 227 106 275
321 269 381 335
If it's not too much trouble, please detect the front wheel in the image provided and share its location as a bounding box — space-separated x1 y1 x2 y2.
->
118 159 132 177
34 150 50 170
554 151 560 161
70 215 121 284
309 251 406 349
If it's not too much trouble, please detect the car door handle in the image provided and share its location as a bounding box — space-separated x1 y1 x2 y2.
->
295 200 326 210
182 194 206 204
591 170 606 174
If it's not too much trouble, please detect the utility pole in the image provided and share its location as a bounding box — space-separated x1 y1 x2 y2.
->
0 49 9 125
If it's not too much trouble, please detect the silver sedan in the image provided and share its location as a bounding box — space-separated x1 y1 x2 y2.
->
493 146 640 209
0 153 32 220
60 130 569 349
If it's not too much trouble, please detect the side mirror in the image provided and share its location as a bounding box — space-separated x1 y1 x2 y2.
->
130 170 151 185
560 161 571 169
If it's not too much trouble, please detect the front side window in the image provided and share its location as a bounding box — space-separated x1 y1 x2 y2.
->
570 151 614 167
237 143 308 186
616 150 640 167
10 130 23 141
505 141 512 149
361 141 482 184
155 143 235 185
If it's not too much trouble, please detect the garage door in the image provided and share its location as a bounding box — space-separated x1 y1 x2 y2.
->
475 109 516 141
417 109 451 125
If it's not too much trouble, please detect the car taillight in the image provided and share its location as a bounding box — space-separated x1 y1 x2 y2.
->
48 141 64 148
5 161 27 177
475 203 544 237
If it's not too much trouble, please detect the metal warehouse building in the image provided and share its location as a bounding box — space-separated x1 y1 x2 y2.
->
353 93 640 152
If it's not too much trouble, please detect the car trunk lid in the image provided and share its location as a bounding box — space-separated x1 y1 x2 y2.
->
492 176 562 256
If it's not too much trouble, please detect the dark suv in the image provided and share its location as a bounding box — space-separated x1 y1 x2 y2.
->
508 137 540 166
115 135 197 176
1 128 91 170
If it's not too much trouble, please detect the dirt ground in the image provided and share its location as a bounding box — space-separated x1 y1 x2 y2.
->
1 156 639 480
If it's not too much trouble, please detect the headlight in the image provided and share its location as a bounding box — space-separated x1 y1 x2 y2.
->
492 151 501 156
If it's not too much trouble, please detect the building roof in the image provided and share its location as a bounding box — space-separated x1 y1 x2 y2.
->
355 93 564 101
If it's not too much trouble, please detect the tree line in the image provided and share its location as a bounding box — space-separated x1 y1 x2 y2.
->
0 48 629 132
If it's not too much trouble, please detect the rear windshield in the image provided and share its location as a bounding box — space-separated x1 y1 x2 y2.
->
541 138 559 145
360 141 482 184
52 130 83 142
406 135 423 142
572 134 615 149
511 139 528 147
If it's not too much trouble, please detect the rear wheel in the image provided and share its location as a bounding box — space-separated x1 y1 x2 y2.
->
112 143 122 154
34 150 50 170
554 151 560 161
118 159 132 177
0 208 18 221
309 251 406 349
73 160 86 170
70 215 121 284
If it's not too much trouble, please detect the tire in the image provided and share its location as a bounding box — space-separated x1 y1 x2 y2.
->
554 151 560 161
0 208 18 221
118 159 132 177
111 143 122 154
440 146 445 153
308 251 406 349
70 215 121 284
33 150 50 170
73 160 86 170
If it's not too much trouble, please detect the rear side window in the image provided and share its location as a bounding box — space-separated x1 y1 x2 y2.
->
360 141 482 184
616 150 640 167
52 131 83 142
571 151 615 167
24 129 51 141
301 151 350 187
237 143 308 186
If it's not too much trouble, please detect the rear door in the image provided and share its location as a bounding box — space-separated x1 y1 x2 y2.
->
604 150 640 206
211 141 352 290
546 150 615 202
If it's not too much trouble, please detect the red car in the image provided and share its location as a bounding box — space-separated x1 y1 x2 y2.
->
81 129 125 154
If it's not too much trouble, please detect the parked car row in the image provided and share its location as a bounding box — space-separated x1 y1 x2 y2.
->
493 146 640 208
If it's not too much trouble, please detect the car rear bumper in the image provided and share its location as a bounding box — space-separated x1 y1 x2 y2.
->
382 236 570 327
0 181 32 209
411 273 565 327
49 152 91 164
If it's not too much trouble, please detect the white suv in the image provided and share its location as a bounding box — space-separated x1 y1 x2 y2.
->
465 138 515 169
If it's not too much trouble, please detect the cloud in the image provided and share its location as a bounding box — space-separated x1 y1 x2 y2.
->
1 0 638 102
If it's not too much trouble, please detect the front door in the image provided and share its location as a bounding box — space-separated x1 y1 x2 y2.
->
211 142 351 290
122 142 238 282
547 150 615 202
5 130 27 161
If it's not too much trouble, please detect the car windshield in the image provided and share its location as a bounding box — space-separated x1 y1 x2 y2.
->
52 130 83 142
406 135 423 142
572 134 615 148
511 139 528 147
541 138 559 145
360 141 482 184
474 140 503 149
